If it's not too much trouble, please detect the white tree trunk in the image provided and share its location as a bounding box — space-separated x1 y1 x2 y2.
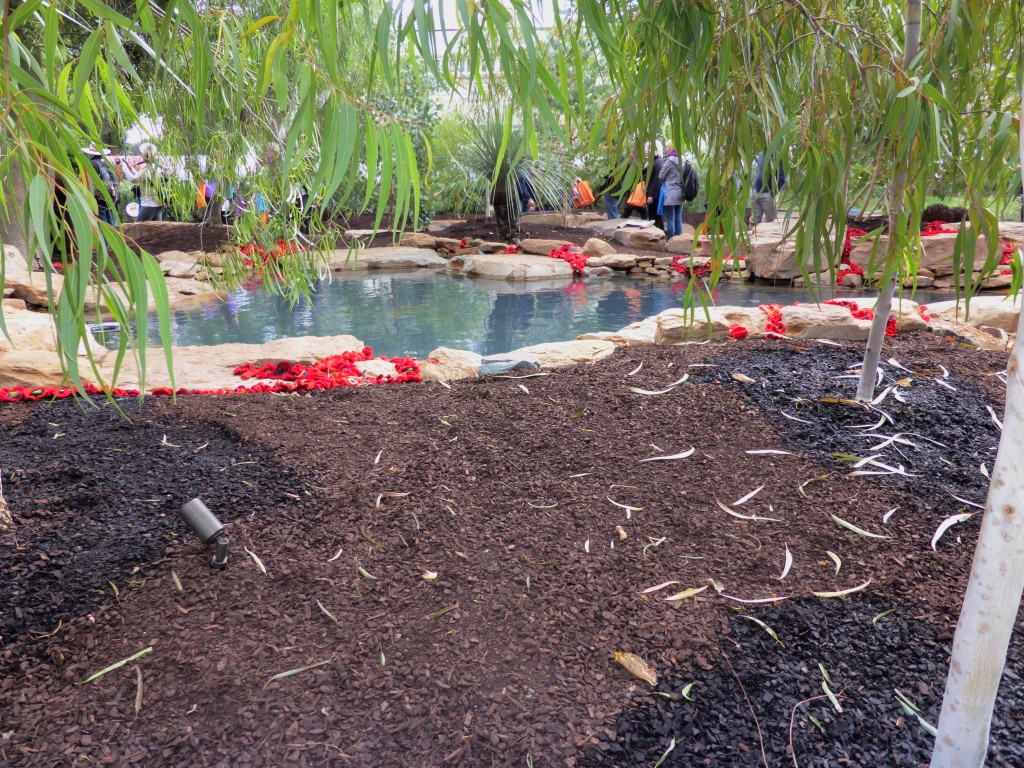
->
855 0 921 402
929 77 1024 768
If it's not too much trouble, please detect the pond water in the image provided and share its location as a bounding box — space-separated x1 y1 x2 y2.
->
95 272 954 359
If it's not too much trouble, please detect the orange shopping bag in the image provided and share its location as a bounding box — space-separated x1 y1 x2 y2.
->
627 182 646 208
573 178 595 208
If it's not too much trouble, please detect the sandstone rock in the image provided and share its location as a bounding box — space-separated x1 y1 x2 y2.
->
780 304 874 339
745 231 810 280
918 267 936 278
162 260 200 279
924 296 1020 335
585 257 603 268
793 272 832 290
665 236 694 255
578 317 659 346
451 253 573 281
582 238 616 257
583 266 613 279
840 272 864 289
600 254 638 270
655 306 766 344
2 245 64 307
613 226 665 249
982 273 1014 290
654 257 674 267
420 347 482 382
329 246 448 271
521 238 575 256
154 249 193 264
478 356 541 375
0 350 68 389
2 298 27 311
934 277 954 289
504 339 617 368
478 242 508 254
929 320 1015 351
98 334 366 391
399 232 439 249
519 212 570 227
910 275 935 288
999 222 1024 243
436 236 481 251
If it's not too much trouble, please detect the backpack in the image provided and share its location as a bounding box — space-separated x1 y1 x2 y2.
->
680 161 699 202
92 159 119 206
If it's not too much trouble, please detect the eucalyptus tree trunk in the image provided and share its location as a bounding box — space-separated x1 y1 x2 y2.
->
929 78 1024 768
855 0 922 402
1 159 31 261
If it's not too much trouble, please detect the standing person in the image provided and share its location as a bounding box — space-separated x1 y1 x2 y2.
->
751 151 786 225
84 148 119 227
118 142 164 222
659 144 685 239
601 169 622 220
645 143 665 230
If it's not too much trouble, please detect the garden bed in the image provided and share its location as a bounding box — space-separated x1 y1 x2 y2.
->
0 334 1018 767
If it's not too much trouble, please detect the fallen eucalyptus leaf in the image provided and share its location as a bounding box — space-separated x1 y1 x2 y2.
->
245 547 268 575
626 362 643 376
613 651 658 686
733 485 765 506
642 581 682 594
681 683 697 700
746 449 792 456
831 515 890 539
813 580 872 598
716 498 781 523
707 578 725 593
639 447 695 462
740 615 784 646
931 513 974 550
721 593 789 604
357 566 377 580
422 570 439 581
80 647 153 685
826 551 842 576
267 659 332 683
664 585 708 602
882 507 899 524
732 372 756 384
316 599 338 623
777 545 793 581
615 525 628 541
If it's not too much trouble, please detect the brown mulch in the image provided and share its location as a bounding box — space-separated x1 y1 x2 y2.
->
121 221 235 256
0 335 1016 767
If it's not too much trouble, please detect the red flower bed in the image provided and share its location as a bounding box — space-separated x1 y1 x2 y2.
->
548 244 587 274
824 299 898 337
0 346 421 404
919 305 932 323
728 324 748 340
759 304 786 338
503 245 521 254
837 227 868 285
235 240 304 268
921 221 957 236
671 255 711 278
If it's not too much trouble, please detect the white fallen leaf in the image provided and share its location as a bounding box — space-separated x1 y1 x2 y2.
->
374 449 383 465
584 539 590 553
327 547 344 562
813 580 872 598
947 492 984 510
720 594 790 604
826 551 842 576
707 578 725 593
716 499 781 523
627 375 689 396
640 447 695 462
980 463 989 478
518 384 530 394
931 513 975 550
245 547 267 575
422 570 438 581
626 362 643 377
607 497 644 516
357 566 377 580
732 372 756 384
831 514 891 539
642 580 681 594
777 545 793 581
781 411 813 424
733 485 765 506
745 449 792 456
882 507 899 524
740 615 784 645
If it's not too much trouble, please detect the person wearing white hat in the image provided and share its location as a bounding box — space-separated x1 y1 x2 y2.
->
83 147 120 227
119 142 164 221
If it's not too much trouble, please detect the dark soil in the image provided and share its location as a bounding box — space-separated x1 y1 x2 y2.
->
849 204 969 233
0 336 1016 767
122 221 234 255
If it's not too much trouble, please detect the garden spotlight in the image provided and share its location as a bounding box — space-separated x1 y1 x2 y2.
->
180 498 229 569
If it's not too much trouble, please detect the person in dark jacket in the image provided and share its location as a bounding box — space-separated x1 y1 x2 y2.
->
658 145 685 239
621 144 664 226
751 151 786 224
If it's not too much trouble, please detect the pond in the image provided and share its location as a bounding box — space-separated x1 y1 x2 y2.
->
94 272 955 359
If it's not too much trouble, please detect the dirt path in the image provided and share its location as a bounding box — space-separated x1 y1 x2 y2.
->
1 335 1018 767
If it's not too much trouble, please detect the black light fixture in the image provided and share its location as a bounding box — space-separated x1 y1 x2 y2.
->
180 498 229 569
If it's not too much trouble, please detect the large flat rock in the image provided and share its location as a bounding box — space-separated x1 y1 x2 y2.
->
925 296 1021 335
450 252 573 281
97 334 367 391
504 339 617 367
329 246 448 271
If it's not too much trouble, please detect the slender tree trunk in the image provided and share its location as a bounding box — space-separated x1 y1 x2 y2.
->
1 159 31 261
929 75 1024 768
855 0 922 402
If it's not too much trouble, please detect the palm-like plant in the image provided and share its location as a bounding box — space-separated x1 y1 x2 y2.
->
460 110 575 241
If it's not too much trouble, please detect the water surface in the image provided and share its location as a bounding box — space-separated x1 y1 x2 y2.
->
96 272 954 358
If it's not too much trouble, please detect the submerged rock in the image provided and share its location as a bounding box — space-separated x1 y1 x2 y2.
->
450 253 574 281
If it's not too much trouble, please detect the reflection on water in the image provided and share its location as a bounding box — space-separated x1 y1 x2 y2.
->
97 272 955 358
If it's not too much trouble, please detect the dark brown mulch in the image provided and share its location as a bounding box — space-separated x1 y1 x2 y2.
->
121 221 234 255
0 335 1016 768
